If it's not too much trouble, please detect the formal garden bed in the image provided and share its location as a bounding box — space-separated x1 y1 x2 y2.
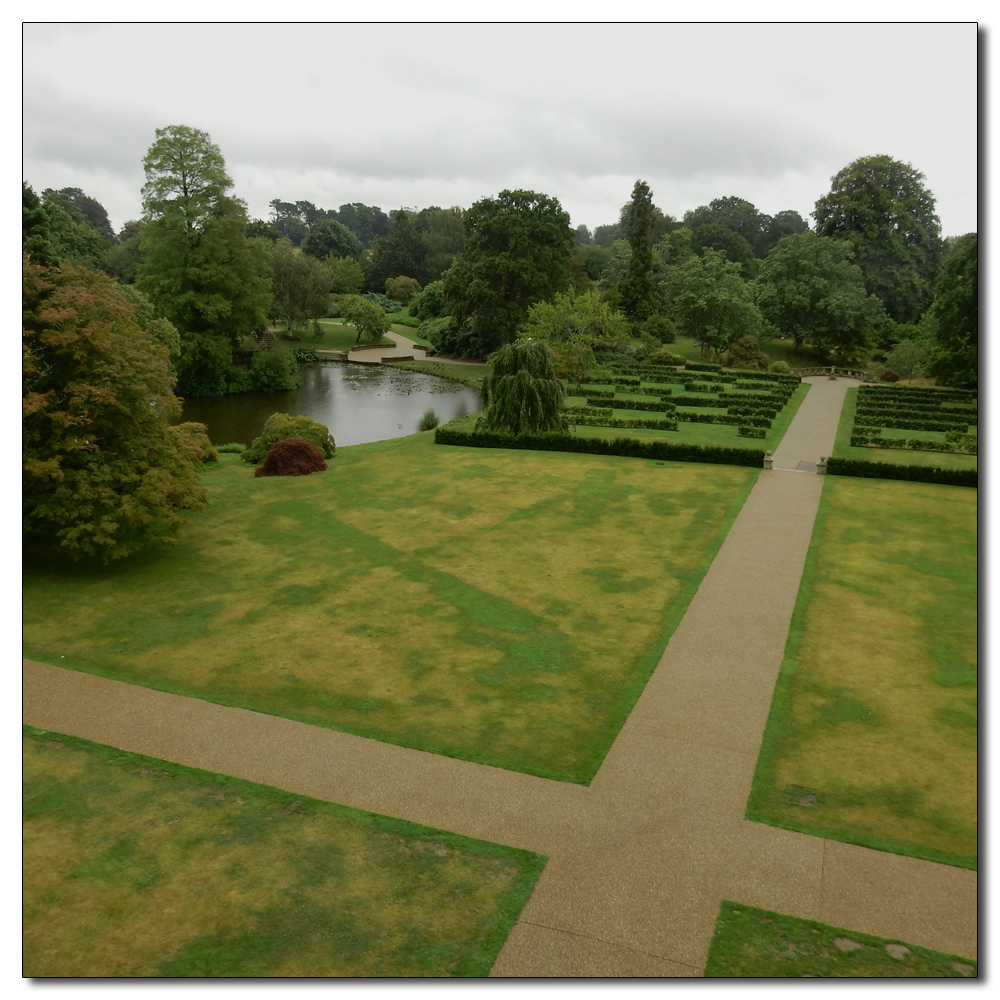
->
23 727 544 977
828 385 977 487
23 433 757 785
746 476 977 870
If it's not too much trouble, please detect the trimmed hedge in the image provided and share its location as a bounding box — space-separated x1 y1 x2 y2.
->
849 433 977 455
586 397 677 414
435 426 765 467
684 362 723 372
568 415 679 430
826 456 977 488
853 414 973 433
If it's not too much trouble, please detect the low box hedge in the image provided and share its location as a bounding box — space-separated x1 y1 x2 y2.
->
435 427 765 468
826 456 977 488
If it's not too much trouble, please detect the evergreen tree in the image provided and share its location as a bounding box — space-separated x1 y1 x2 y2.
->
619 179 660 324
136 125 272 396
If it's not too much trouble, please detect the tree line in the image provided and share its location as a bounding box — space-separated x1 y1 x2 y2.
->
22 125 977 563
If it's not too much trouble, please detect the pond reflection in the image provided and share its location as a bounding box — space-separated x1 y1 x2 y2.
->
177 363 482 447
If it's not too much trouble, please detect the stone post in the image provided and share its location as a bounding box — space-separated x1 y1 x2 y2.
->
817 456 828 475
763 450 773 470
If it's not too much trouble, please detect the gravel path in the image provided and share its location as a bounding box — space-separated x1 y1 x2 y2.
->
21 376 976 975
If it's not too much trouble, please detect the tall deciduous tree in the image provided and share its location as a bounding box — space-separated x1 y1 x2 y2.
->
519 289 630 344
364 211 428 290
268 239 332 333
755 231 887 361
301 219 363 260
925 232 977 388
41 187 115 242
477 341 567 435
620 179 660 324
813 155 942 323
137 125 272 396
444 190 574 355
23 257 208 562
340 295 391 343
666 249 762 359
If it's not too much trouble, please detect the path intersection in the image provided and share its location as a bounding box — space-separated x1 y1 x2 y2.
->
21 377 977 976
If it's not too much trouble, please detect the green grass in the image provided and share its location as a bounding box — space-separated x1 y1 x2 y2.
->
22 726 545 977
747 476 977 868
705 901 976 977
832 388 978 470
564 382 809 453
307 319 393 351
23 434 757 784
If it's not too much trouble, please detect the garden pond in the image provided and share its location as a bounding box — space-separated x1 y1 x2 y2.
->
178 362 483 447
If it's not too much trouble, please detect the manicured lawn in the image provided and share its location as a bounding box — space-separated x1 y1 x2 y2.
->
23 434 757 784
747 476 977 868
22 727 544 977
705 901 976 977
307 319 393 351
832 387 978 471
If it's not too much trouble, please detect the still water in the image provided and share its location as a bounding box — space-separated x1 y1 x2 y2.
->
178 362 483 447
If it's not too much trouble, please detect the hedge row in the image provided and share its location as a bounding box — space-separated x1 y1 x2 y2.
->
564 405 613 418
856 399 973 416
850 433 977 455
568 415 679 430
679 411 772 429
860 384 977 403
435 427 766 467
586 397 677 414
853 414 973 433
826 456 977 488
727 405 778 418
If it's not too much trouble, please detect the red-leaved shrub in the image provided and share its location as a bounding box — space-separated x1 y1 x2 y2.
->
881 370 900 382
254 438 328 477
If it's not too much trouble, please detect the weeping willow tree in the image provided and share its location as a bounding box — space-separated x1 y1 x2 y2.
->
477 341 568 435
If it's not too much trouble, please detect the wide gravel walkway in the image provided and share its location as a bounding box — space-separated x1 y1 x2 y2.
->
21 376 976 976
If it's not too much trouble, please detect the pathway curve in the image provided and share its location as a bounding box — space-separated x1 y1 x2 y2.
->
21 377 976 976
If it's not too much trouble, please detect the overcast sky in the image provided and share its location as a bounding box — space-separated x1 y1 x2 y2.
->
23 22 979 239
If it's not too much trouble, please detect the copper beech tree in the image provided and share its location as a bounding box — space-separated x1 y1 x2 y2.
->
23 257 210 562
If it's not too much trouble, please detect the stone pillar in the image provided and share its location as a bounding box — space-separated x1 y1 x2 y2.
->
817 456 828 475
763 450 773 470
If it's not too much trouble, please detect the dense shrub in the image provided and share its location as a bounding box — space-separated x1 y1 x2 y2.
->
254 438 328 477
645 348 687 366
640 314 677 343
768 360 791 374
418 408 440 431
216 442 247 454
362 291 401 313
242 413 336 464
175 422 218 463
881 370 900 382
